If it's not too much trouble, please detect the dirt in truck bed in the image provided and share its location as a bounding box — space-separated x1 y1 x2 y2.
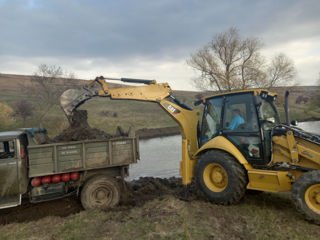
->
0 177 199 225
53 110 113 142
52 109 180 142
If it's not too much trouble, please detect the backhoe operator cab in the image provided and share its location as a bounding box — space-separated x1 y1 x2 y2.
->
199 90 279 167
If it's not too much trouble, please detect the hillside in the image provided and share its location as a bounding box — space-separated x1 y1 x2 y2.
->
0 73 319 136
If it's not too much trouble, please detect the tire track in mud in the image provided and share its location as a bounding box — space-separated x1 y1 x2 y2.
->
0 177 199 225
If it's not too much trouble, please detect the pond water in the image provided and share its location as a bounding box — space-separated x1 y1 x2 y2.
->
297 121 320 134
127 121 320 180
127 135 182 180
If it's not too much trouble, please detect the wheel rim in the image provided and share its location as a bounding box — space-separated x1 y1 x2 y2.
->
203 163 228 192
305 184 320 214
90 184 113 207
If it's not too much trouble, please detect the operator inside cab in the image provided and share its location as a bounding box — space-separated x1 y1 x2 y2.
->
229 109 245 130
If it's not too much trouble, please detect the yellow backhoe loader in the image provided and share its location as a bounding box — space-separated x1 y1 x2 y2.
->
61 76 320 223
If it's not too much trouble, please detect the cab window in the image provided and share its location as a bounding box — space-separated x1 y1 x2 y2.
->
200 96 223 145
223 93 259 132
259 100 280 130
0 140 15 159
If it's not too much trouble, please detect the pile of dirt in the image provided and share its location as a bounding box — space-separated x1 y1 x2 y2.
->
53 110 112 142
53 109 180 142
122 177 203 206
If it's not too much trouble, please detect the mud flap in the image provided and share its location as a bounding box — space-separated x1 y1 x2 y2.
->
0 194 21 209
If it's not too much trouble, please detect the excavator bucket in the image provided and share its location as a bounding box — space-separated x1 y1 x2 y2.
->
60 87 96 117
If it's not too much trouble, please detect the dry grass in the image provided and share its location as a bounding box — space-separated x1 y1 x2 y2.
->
0 193 319 240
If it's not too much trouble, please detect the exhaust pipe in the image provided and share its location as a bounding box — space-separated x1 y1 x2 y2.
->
284 90 290 126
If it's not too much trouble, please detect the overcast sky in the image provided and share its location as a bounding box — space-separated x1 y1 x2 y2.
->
0 0 319 90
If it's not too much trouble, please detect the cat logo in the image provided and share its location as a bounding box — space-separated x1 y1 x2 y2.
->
163 103 181 115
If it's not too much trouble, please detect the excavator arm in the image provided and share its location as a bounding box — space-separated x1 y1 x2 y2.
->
60 76 172 116
60 76 201 185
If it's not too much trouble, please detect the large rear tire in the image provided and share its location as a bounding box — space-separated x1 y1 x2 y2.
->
292 171 320 224
195 150 248 205
81 175 120 210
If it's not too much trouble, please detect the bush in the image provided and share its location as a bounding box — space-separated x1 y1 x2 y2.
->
0 102 16 130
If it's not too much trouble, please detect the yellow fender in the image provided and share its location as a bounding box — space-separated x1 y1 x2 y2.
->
194 136 253 170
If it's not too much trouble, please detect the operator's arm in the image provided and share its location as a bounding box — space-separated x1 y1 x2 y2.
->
229 117 237 130
229 115 244 130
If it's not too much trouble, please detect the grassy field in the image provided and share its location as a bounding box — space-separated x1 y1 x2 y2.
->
0 190 319 240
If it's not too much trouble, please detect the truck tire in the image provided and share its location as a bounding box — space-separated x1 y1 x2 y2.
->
292 171 320 224
195 150 248 205
81 175 120 210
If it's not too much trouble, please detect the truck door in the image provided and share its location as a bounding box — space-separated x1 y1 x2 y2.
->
0 139 21 208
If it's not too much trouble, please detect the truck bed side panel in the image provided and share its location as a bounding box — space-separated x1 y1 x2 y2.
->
27 138 138 177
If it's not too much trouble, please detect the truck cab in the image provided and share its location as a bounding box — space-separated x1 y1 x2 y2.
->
0 131 28 209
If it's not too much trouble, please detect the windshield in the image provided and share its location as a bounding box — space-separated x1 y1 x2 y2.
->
259 99 280 130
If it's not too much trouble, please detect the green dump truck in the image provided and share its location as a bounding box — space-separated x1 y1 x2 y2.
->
0 128 139 210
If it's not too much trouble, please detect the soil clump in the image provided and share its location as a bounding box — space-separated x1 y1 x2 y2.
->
53 110 112 142
121 177 202 207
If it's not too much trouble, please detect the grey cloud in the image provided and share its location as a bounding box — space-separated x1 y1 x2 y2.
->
0 0 319 63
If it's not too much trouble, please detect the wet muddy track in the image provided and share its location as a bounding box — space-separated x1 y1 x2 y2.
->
0 177 297 226
0 177 201 225
0 196 83 225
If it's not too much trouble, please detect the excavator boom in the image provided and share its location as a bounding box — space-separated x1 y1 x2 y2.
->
60 76 171 117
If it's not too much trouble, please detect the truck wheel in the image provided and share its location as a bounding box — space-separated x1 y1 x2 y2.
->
81 175 120 210
195 150 248 205
292 171 320 224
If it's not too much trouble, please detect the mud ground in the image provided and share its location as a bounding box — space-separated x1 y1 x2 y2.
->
1 177 320 240
0 177 200 225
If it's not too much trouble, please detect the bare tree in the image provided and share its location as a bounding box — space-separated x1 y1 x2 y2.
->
25 64 75 125
188 28 296 92
262 53 296 88
13 100 34 126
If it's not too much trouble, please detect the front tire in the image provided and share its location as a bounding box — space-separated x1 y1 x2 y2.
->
292 171 320 224
81 175 120 210
195 150 248 205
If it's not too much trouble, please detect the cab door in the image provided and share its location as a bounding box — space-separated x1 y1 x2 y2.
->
221 93 268 166
199 96 224 146
0 139 21 209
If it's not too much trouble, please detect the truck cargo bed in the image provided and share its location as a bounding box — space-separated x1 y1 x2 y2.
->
27 137 139 177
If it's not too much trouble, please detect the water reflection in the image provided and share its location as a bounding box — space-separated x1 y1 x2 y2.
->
127 135 182 180
297 121 320 134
